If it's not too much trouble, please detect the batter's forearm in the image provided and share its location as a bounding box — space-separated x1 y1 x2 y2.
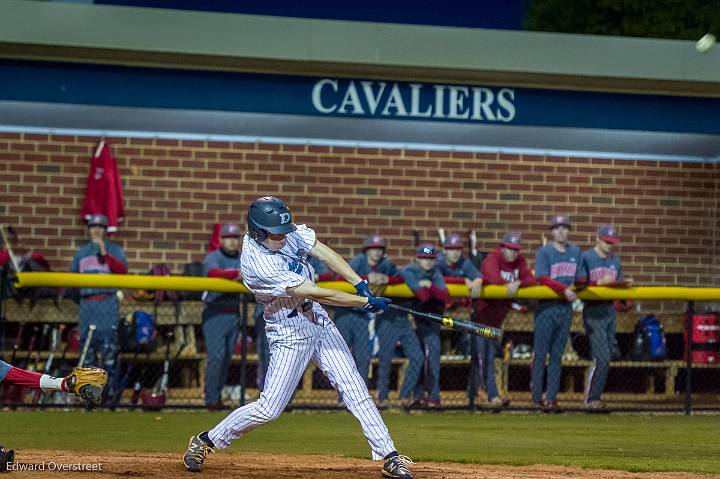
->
305 287 367 308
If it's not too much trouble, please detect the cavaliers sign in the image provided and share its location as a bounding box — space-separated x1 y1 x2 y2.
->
311 79 516 123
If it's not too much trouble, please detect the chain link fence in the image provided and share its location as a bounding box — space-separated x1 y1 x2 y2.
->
1 272 718 413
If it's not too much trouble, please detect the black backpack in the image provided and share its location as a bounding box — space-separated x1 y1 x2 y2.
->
179 261 204 301
3 256 62 309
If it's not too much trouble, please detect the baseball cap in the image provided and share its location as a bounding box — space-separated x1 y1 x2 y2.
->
443 233 463 249
500 232 523 250
598 225 620 244
416 244 437 259
363 234 386 250
220 223 242 238
87 213 108 227
549 215 571 229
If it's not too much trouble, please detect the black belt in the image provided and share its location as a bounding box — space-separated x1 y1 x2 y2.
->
288 301 313 318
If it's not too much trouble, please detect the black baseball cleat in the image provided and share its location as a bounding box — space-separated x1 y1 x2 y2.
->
0 446 15 473
382 455 414 478
183 434 214 472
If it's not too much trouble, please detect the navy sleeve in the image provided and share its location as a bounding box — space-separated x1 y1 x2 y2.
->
70 250 80 273
203 252 220 277
401 267 422 290
348 254 364 274
462 259 481 280
576 251 589 283
535 247 550 278
432 269 447 289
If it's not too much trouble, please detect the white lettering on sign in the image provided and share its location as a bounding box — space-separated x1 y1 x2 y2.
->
312 79 516 123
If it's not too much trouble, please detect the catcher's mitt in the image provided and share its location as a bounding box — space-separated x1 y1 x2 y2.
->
65 367 108 409
0 446 14 472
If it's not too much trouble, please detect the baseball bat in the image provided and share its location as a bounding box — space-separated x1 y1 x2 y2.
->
78 324 96 368
0 225 20 273
437 228 446 246
9 323 24 363
47 325 72 405
28 324 50 372
389 304 503 342
34 325 61 405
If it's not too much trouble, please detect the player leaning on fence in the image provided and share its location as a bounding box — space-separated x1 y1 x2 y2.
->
477 232 536 408
576 225 631 411
531 215 580 413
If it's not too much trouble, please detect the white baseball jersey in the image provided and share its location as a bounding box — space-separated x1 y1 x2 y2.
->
240 224 328 326
208 224 396 460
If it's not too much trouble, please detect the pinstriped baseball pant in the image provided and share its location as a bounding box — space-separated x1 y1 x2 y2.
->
208 314 396 460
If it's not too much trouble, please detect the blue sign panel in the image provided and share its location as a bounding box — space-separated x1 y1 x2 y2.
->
0 60 717 134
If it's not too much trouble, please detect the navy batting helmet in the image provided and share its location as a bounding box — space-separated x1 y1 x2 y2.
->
247 196 297 242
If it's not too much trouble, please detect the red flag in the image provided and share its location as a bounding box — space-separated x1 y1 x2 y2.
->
80 140 126 233
207 223 222 252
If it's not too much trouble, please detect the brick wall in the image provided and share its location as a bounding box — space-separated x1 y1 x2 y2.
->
0 132 718 288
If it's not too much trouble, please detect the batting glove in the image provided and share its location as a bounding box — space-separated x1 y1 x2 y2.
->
364 296 391 314
354 280 374 298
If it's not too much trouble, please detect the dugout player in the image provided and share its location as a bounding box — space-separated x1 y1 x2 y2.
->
531 215 580 412
401 244 450 408
184 197 414 479
435 233 483 402
576 225 631 411
70 213 127 384
334 235 404 387
478 233 536 408
350 236 424 409
201 223 242 410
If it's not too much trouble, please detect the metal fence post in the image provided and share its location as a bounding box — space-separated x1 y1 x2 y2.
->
468 333 478 411
684 301 694 416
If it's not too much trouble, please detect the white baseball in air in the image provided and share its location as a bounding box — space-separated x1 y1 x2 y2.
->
695 33 716 53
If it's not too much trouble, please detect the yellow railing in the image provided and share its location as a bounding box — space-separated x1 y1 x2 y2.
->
14 272 720 301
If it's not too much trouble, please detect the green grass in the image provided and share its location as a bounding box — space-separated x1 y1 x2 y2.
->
2 411 719 474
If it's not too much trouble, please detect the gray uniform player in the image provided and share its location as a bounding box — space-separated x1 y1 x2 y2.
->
576 225 631 410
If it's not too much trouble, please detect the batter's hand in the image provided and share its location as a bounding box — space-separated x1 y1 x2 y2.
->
364 296 391 314
354 280 375 298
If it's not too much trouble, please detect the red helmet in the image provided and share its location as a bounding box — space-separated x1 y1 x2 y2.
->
443 233 463 249
363 234 386 250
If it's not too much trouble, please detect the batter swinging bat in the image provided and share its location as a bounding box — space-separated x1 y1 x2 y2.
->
78 324 96 368
389 304 503 342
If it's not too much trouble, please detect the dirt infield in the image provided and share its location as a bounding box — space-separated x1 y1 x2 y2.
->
7 450 717 479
